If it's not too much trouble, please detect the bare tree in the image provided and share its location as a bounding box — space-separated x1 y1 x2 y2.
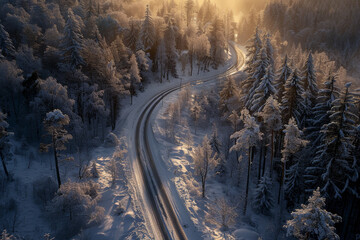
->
207 197 237 231
192 135 218 198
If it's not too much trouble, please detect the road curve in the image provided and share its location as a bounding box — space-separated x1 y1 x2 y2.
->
135 43 245 240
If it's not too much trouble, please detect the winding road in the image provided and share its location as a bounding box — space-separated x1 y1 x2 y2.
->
133 43 245 240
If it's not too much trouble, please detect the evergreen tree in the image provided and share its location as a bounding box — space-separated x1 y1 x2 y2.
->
40 109 73 188
302 52 318 127
307 83 358 199
250 65 276 113
265 34 274 69
242 28 262 101
276 55 292 103
257 96 282 177
209 125 225 176
164 19 178 79
302 52 318 103
209 17 226 68
281 69 305 127
0 23 15 57
246 46 269 111
219 77 239 115
190 98 202 134
305 73 339 148
125 19 140 53
279 118 308 204
284 187 342 240
139 5 155 51
60 9 85 70
230 108 263 214
209 126 221 155
252 176 273 215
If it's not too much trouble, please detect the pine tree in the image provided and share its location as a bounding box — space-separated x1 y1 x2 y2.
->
302 52 318 127
230 108 263 214
302 52 318 103
190 98 202 134
279 118 308 204
307 83 358 199
284 187 342 240
281 69 305 127
0 111 10 179
60 9 85 70
164 19 178 79
40 109 73 188
210 126 221 155
276 55 292 103
124 19 140 53
305 73 339 148
0 23 15 57
252 176 273 215
242 28 262 101
139 5 155 51
210 126 225 176
250 65 276 113
265 33 274 69
257 96 282 177
209 17 226 68
219 77 239 115
246 46 269 111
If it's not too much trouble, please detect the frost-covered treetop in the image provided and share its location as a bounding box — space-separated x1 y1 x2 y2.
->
45 109 70 125
257 95 282 131
284 187 342 240
230 109 263 152
282 117 308 159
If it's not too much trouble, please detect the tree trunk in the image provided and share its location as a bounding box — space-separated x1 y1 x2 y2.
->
202 178 205 198
270 130 274 177
258 142 262 181
0 151 9 179
53 136 61 188
262 143 267 177
244 147 251 215
278 157 286 204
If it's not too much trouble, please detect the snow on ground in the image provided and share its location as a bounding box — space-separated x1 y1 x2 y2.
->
149 61 287 239
0 46 242 240
80 47 240 239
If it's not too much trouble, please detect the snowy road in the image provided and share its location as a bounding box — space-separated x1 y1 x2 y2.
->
130 43 245 240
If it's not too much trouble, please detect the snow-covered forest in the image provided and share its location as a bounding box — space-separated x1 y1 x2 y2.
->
0 0 359 239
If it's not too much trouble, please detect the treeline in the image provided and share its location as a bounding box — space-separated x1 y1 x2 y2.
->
238 0 360 73
220 29 360 239
0 0 236 147
0 0 236 237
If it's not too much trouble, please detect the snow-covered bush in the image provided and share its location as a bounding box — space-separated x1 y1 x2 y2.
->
47 181 104 238
104 132 119 147
33 177 58 206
